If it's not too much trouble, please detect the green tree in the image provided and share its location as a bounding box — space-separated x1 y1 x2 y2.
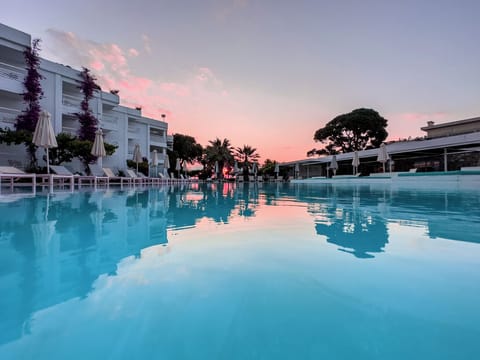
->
260 159 276 176
311 108 388 155
235 145 260 180
169 133 203 172
48 133 117 168
205 138 234 178
14 38 43 170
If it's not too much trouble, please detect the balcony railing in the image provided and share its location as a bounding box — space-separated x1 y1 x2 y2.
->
61 126 78 136
102 114 119 130
0 106 20 129
150 134 166 144
0 61 25 82
0 62 25 93
62 94 82 113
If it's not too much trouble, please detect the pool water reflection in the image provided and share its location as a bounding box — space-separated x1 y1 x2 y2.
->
0 183 479 359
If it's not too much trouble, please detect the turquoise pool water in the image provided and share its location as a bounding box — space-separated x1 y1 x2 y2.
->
0 183 479 359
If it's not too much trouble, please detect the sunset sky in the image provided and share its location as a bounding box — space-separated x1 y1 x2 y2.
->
3 0 480 162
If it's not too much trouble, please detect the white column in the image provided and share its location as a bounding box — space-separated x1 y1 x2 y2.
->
444 148 448 172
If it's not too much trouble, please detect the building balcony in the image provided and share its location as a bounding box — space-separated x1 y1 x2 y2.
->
150 134 167 147
128 125 141 139
62 94 82 114
0 106 20 130
166 135 173 151
101 114 119 131
0 61 25 94
100 91 120 107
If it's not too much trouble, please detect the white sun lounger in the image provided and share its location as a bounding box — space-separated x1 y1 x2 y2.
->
0 166 36 192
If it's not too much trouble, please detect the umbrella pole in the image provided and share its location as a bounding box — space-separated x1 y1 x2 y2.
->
46 148 50 174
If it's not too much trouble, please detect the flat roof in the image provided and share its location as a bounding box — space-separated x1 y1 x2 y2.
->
421 116 480 131
282 131 480 166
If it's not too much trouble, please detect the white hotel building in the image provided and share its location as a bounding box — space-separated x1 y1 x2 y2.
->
0 23 172 173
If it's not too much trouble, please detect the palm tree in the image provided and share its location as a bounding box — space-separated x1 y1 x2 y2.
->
205 138 234 178
235 145 260 180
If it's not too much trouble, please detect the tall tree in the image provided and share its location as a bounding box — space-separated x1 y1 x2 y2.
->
169 133 203 171
311 108 388 155
235 145 260 180
205 138 234 178
76 67 101 142
14 38 44 169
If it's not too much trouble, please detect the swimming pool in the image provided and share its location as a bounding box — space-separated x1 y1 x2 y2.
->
1 183 479 359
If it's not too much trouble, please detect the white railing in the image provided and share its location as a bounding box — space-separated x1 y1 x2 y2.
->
61 126 78 136
150 134 166 144
128 125 140 134
0 107 21 128
62 94 82 111
0 61 25 82
102 114 119 130
103 114 118 125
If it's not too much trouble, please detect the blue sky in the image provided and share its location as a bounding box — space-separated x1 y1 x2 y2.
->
2 0 479 161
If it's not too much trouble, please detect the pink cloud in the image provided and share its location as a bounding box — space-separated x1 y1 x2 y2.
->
128 48 139 57
160 83 191 97
141 34 152 54
90 60 104 71
43 29 307 162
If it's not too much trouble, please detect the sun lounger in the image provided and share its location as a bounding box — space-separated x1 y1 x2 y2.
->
0 166 36 192
125 169 145 185
158 173 170 184
87 164 110 186
103 167 132 186
50 165 97 187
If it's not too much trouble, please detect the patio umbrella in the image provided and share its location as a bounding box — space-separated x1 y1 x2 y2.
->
133 144 142 174
33 110 58 174
214 161 219 177
91 129 106 167
377 143 389 173
329 155 338 176
233 161 239 174
252 162 257 175
164 154 170 176
294 163 300 178
151 150 159 177
352 151 360 175
176 158 181 177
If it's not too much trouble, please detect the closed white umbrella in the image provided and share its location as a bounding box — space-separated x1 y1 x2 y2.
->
352 151 360 175
294 163 300 178
377 143 389 173
33 111 58 174
329 155 338 176
164 155 170 177
233 160 239 174
151 150 159 177
176 158 181 177
91 129 106 167
133 144 142 174
214 161 219 177
252 162 257 175
274 162 280 180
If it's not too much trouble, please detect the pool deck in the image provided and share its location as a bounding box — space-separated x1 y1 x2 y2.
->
290 169 480 188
